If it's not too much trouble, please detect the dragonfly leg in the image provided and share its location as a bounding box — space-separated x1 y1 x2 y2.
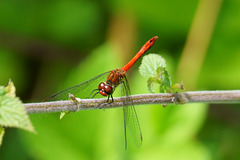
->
99 94 114 109
88 89 99 98
91 90 100 99
106 94 114 103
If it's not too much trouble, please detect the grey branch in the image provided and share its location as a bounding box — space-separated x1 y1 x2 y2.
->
25 90 240 114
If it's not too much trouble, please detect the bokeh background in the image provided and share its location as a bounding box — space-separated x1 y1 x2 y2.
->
0 0 240 159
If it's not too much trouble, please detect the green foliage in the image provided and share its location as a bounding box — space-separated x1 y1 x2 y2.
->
130 67 209 160
60 111 71 120
0 80 35 146
0 0 239 159
139 54 183 93
139 54 166 78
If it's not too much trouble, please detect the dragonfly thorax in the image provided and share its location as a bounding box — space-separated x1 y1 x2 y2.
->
98 69 125 96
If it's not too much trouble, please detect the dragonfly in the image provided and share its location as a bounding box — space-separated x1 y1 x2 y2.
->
44 36 158 149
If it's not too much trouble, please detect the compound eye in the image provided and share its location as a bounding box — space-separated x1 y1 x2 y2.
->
104 85 113 95
98 82 105 90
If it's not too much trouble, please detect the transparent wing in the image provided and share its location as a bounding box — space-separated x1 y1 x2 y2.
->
121 75 142 148
44 71 111 101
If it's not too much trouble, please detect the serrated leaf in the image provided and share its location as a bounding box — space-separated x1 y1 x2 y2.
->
147 78 155 93
0 126 5 146
5 80 16 97
139 54 166 78
0 86 6 96
0 80 35 133
139 54 173 93
160 70 172 92
0 95 35 132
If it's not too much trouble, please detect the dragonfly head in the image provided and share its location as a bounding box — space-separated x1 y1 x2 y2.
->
98 82 113 96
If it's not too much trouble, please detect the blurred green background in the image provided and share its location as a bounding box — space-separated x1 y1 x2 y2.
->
0 0 240 159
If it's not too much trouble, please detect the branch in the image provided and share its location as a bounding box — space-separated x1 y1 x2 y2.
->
24 90 240 114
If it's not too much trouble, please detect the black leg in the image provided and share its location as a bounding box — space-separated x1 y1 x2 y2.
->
88 89 99 98
111 94 114 102
91 91 99 98
106 94 114 103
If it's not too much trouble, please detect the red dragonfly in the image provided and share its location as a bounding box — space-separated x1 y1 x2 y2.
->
44 36 158 149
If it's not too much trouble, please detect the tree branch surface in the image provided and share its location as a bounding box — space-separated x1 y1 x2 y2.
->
24 90 240 114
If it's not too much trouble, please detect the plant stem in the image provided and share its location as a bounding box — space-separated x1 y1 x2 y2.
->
25 90 240 114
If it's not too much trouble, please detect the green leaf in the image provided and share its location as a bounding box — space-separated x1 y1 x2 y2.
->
139 54 173 93
0 80 35 133
5 79 16 97
147 77 155 93
139 53 166 78
139 54 184 93
0 86 6 96
60 111 71 120
0 126 5 146
159 70 172 93
161 70 171 88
